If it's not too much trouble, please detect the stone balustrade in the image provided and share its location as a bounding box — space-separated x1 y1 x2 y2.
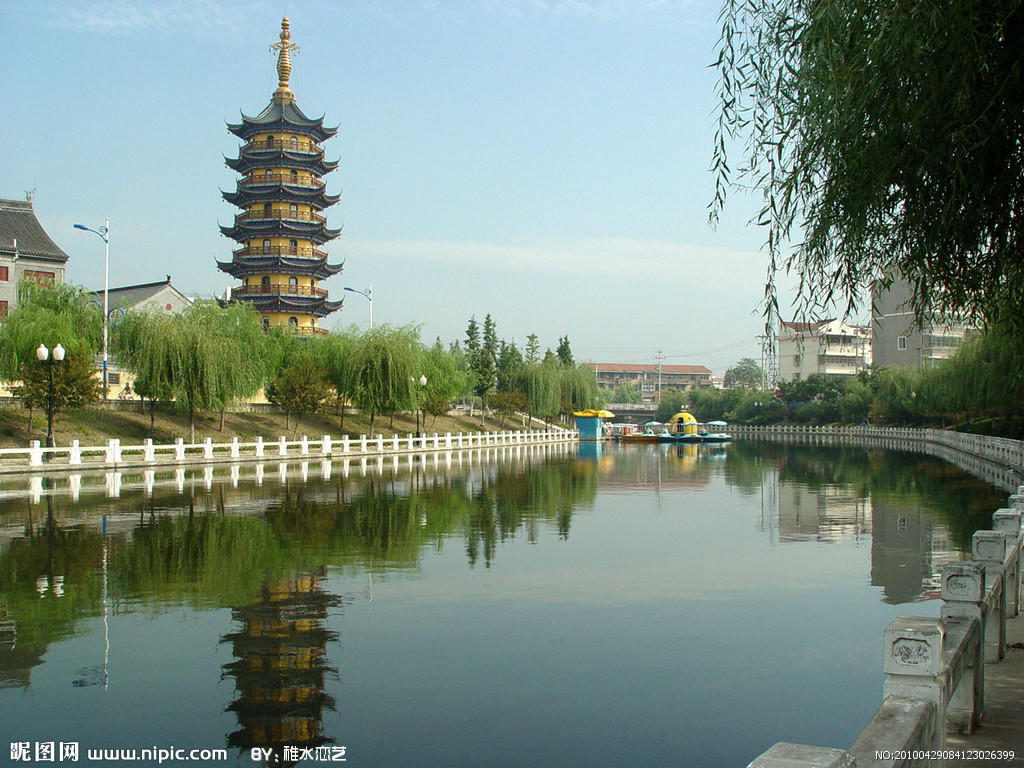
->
749 498 1024 768
0 428 577 476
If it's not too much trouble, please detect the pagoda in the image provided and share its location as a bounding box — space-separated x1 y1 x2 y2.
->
219 17 343 334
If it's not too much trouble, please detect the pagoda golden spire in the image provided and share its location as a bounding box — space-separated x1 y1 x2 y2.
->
270 16 299 103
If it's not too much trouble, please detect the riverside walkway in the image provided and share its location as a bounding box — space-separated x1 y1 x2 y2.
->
739 425 1024 768
945 613 1024 766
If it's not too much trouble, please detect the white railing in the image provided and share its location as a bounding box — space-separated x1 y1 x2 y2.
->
0 429 578 475
747 494 1024 767
730 425 1024 473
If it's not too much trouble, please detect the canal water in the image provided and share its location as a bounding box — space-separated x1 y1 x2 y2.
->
0 441 1010 767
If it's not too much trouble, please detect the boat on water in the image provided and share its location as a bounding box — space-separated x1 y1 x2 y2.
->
662 412 732 444
614 421 665 443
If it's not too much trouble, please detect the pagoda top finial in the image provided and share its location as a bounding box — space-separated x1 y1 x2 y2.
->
270 16 299 103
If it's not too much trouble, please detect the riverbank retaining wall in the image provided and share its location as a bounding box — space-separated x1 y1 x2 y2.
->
735 425 1024 767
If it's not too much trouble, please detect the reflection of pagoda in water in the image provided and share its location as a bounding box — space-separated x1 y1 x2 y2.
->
221 569 339 766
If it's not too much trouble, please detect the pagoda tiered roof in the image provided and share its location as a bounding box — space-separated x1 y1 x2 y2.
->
217 254 344 280
219 220 342 245
237 293 344 317
225 151 339 177
227 99 338 144
222 185 340 210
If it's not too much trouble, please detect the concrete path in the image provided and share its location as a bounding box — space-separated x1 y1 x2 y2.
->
947 610 1024 766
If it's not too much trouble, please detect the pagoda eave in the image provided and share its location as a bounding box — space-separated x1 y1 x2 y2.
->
221 188 340 209
220 223 342 245
242 295 343 317
218 257 343 280
225 155 339 176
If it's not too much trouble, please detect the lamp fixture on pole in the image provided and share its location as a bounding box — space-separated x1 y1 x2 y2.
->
343 284 372 329
36 342 66 449
73 219 110 398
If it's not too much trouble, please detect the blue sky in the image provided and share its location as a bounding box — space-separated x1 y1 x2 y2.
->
4 0 798 374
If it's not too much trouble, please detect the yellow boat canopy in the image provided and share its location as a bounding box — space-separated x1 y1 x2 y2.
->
573 409 615 418
668 411 699 435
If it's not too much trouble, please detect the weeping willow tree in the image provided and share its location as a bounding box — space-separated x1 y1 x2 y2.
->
558 364 600 419
114 301 272 441
321 327 359 430
0 280 103 379
350 323 421 435
711 0 1024 333
419 338 470 430
515 362 562 423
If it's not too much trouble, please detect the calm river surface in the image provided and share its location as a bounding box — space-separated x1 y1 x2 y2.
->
0 440 1011 767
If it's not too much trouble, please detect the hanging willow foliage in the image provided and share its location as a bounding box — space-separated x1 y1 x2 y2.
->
113 301 271 441
0 280 103 378
350 323 422 434
710 0 1024 332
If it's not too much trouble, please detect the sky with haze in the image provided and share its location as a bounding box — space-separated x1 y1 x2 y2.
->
3 0 812 374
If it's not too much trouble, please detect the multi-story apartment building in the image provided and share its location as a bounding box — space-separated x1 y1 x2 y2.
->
776 319 872 381
871 278 974 368
588 363 713 403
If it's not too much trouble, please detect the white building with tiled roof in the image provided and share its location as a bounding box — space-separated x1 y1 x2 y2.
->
0 197 69 316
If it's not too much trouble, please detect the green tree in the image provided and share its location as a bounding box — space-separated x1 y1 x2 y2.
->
724 358 763 390
321 328 359 430
516 361 561 423
265 338 333 434
711 0 1024 332
0 280 102 380
524 333 540 365
13 350 103 444
556 335 575 367
419 340 469 430
613 381 642 404
488 390 529 429
114 301 270 442
351 324 421 434
496 340 524 392
558 364 600 417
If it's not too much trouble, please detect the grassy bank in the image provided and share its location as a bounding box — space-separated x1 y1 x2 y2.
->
0 402 551 450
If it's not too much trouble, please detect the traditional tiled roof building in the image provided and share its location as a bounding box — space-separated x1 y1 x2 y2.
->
0 197 69 316
218 17 343 334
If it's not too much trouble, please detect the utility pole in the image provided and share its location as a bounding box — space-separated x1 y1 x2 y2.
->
655 350 664 403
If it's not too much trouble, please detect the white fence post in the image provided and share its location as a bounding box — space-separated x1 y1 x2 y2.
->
70 440 82 465
203 437 213 460
29 440 42 467
278 436 288 457
144 439 155 463
255 436 264 458
175 438 185 461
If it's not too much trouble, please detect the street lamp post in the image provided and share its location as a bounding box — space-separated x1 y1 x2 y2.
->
343 284 372 329
73 219 109 398
36 343 66 449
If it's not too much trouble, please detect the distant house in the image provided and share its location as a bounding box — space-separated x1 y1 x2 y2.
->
89 276 193 319
88 277 194 398
776 319 872 382
0 197 70 316
588 362 713 404
871 278 975 369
